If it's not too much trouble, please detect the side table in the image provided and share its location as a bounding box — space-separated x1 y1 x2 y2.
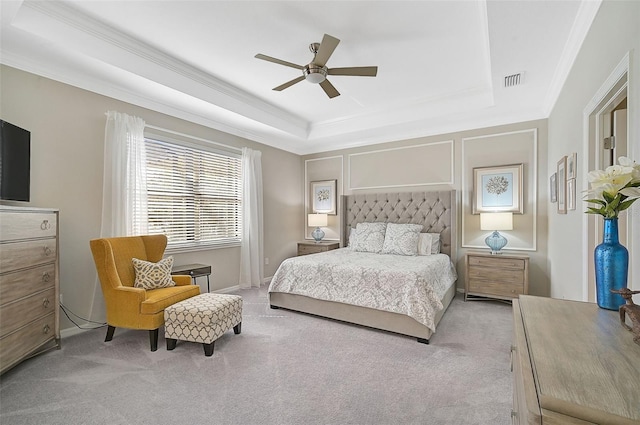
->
171 263 212 293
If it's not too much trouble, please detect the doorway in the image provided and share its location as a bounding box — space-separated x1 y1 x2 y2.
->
583 54 629 302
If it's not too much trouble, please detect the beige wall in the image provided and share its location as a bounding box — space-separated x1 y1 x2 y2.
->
303 119 550 296
0 65 303 333
548 0 640 300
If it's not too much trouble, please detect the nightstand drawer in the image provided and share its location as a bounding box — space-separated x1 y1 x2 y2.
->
468 256 525 270
468 267 524 285
468 279 524 298
297 242 339 256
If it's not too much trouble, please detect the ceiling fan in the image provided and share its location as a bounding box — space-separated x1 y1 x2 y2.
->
255 34 378 99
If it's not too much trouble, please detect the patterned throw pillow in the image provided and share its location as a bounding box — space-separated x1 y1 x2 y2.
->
418 233 441 255
351 222 387 253
381 223 423 256
132 256 175 290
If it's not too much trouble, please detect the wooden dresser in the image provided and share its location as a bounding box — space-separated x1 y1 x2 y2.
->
0 206 60 374
465 252 529 301
512 295 640 424
297 241 340 256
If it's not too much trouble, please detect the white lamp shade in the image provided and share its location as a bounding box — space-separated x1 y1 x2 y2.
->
308 213 328 227
480 212 513 231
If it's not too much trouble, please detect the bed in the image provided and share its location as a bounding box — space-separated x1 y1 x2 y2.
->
268 190 458 344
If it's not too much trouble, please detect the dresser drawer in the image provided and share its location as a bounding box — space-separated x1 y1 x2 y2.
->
0 313 56 374
0 287 56 338
298 244 326 255
0 211 57 242
0 239 57 273
468 267 524 285
468 255 525 270
0 263 56 304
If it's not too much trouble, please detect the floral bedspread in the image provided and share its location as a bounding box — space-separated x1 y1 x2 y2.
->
268 248 458 332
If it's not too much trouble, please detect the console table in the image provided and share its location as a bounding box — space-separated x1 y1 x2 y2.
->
171 264 211 293
512 295 639 424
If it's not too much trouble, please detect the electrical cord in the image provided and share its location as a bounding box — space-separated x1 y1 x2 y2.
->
59 303 107 330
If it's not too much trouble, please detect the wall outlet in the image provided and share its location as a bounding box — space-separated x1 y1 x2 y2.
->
264 257 269 265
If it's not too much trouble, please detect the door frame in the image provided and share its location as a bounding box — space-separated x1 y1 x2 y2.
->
581 52 629 302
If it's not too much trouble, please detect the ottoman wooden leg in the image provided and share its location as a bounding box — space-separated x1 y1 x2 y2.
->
167 338 177 351
203 342 214 357
233 322 242 335
105 325 116 342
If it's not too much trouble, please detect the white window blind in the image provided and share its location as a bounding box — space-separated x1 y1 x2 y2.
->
144 137 242 250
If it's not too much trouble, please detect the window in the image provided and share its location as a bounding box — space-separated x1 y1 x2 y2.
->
143 137 242 251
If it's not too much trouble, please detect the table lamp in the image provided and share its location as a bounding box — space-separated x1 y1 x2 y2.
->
308 213 328 242
480 212 513 254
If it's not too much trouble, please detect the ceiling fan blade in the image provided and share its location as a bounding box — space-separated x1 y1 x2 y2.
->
255 54 303 70
273 76 305 91
313 34 340 67
320 79 340 98
328 66 378 77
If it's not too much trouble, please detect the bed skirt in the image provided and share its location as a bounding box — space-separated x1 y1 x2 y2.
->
269 281 457 343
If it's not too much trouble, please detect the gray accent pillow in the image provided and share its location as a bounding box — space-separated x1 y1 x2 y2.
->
381 223 423 256
418 233 441 255
351 222 387 253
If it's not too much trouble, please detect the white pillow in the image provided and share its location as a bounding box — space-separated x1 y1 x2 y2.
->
348 227 357 248
418 233 441 255
381 223 423 256
132 256 175 290
351 222 387 253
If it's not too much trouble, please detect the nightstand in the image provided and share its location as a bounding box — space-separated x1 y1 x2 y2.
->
297 241 340 256
465 252 529 301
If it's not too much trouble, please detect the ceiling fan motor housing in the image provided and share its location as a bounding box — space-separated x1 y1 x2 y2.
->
304 64 327 84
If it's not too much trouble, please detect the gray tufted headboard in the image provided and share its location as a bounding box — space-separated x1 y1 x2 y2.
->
341 190 457 259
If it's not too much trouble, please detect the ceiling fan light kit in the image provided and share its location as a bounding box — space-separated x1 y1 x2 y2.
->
255 33 378 99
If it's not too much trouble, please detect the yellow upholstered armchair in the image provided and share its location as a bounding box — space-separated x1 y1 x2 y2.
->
89 235 200 351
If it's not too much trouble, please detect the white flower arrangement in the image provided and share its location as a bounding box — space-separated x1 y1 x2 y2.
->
585 156 640 218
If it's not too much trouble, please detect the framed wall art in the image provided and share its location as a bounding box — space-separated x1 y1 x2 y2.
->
567 178 576 211
567 152 577 180
472 164 524 214
550 172 557 203
557 156 567 214
311 179 337 215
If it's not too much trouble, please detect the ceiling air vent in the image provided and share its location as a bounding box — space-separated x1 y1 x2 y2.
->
504 72 525 88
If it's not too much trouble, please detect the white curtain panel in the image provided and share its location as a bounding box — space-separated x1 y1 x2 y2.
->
239 147 264 288
90 111 147 322
100 111 148 237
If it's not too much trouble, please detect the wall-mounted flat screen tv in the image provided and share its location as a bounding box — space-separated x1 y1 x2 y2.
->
0 120 31 202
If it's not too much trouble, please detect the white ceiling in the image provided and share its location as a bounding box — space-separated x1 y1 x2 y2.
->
0 0 601 155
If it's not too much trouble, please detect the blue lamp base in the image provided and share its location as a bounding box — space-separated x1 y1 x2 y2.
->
485 231 507 255
312 227 325 242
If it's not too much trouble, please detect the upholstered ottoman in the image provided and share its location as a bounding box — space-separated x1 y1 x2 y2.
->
164 293 242 356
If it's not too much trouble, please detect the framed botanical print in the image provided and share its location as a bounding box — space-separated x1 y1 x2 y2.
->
472 164 524 214
557 156 567 214
550 172 558 203
567 152 577 180
311 180 337 215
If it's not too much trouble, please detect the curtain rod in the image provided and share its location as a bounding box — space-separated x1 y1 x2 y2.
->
145 124 243 153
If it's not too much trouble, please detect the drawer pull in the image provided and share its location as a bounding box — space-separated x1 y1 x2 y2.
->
40 220 51 230
43 324 50 334
511 410 517 423
42 272 51 282
43 298 51 308
43 246 52 256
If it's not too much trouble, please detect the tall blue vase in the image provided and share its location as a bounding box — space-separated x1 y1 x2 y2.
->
594 218 628 310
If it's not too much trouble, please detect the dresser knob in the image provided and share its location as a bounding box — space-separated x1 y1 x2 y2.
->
510 345 516 372
42 272 51 282
40 220 50 230
43 246 52 256
43 324 50 334
43 298 50 308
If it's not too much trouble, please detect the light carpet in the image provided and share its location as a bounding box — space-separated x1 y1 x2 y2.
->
0 286 513 425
